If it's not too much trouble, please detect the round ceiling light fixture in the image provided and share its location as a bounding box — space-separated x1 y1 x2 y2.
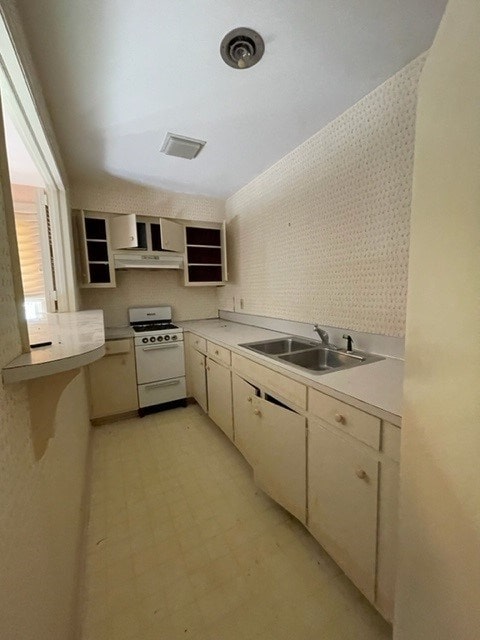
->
220 27 265 70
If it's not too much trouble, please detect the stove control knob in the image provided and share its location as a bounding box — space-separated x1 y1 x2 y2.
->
164 335 171 341
172 334 178 341
149 337 156 343
142 337 148 344
157 336 163 342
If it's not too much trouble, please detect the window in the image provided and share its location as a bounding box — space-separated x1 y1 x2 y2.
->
0 11 78 347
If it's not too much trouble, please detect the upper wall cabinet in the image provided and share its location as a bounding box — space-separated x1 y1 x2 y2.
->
183 221 228 287
110 213 147 250
75 210 116 288
110 214 183 252
75 210 228 287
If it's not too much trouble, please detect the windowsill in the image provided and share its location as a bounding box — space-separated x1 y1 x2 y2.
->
2 310 105 384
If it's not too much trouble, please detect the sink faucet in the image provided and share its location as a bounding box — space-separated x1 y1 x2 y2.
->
313 324 337 349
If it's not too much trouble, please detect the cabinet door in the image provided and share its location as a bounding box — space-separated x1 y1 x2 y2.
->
221 221 228 281
190 351 208 413
110 213 138 249
232 374 260 466
207 358 233 440
76 211 116 288
87 339 138 419
308 421 379 601
254 396 306 523
160 218 184 252
376 458 399 622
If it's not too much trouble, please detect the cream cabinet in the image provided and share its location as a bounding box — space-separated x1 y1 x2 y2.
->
231 371 306 523
87 338 138 419
376 422 401 622
232 374 260 467
190 349 208 413
206 357 233 440
308 419 379 601
110 213 186 252
253 395 306 524
75 210 116 288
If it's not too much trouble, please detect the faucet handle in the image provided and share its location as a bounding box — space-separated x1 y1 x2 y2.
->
342 334 354 353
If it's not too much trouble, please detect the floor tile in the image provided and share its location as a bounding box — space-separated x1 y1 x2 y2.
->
79 405 391 640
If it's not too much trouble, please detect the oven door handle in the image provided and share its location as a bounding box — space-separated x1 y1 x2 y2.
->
144 379 181 390
141 343 181 351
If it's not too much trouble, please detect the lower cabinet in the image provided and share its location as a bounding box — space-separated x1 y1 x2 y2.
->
190 349 208 413
308 419 379 601
232 373 260 467
253 395 306 524
206 357 233 440
186 332 400 623
87 338 138 419
232 373 306 523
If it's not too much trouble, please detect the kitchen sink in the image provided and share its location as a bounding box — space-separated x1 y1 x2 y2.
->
240 337 318 355
278 347 382 371
239 336 384 375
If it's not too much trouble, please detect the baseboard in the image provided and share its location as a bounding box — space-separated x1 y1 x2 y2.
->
90 410 138 426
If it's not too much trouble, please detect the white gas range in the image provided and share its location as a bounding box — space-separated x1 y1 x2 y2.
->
129 306 186 414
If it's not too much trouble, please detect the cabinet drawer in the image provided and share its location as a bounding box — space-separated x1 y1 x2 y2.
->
207 341 231 366
232 354 306 410
309 388 380 450
188 333 207 353
104 338 132 355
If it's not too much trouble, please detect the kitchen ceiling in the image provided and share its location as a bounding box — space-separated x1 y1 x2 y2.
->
16 0 447 198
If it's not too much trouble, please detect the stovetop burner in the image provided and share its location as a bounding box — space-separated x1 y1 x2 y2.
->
132 322 179 333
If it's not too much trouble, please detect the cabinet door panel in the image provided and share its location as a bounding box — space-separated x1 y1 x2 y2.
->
87 340 138 418
376 459 399 622
308 421 378 600
232 374 260 466
255 396 306 523
221 221 228 281
110 213 138 249
191 352 207 413
160 218 184 252
207 358 233 440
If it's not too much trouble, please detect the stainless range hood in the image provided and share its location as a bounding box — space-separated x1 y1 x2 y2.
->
114 251 183 270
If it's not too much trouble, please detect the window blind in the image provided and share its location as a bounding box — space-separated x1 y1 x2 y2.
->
14 206 46 299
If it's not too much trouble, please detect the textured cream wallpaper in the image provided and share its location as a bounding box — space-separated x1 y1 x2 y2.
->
82 269 219 326
0 113 90 640
76 181 224 324
71 177 224 222
218 55 426 337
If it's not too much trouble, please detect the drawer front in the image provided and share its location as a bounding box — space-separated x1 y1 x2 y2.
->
207 341 231 366
232 353 306 410
105 338 132 355
309 388 380 450
188 333 207 353
138 376 186 408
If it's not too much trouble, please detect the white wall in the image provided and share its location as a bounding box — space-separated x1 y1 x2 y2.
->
0 154 91 640
395 1 480 638
218 55 426 337
73 178 225 324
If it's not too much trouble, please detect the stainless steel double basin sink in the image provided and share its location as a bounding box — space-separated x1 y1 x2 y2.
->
239 337 384 375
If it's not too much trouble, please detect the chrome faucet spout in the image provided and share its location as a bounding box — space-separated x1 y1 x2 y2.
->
313 324 337 349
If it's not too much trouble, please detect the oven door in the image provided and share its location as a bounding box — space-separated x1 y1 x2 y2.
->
135 341 185 385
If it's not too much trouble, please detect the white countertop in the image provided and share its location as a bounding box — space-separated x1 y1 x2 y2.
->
178 319 403 425
2 310 105 384
105 326 135 340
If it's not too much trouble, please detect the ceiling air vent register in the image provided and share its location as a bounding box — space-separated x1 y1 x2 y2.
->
160 133 206 160
220 28 265 69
